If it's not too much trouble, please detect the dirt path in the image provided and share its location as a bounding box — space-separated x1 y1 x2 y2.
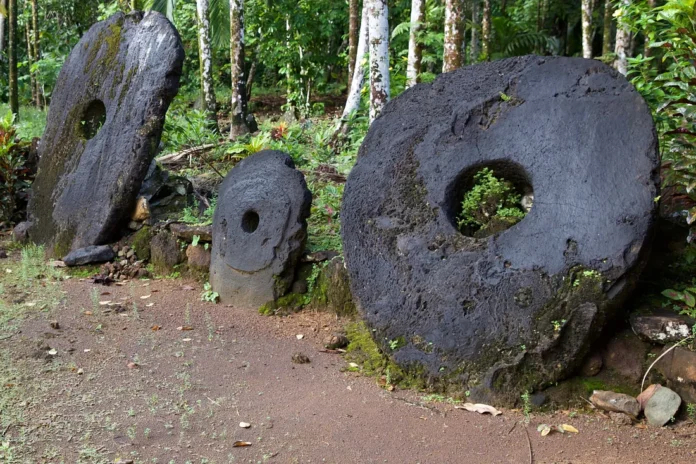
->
1 267 696 463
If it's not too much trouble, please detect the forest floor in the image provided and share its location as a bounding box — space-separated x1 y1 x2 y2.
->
1 245 696 464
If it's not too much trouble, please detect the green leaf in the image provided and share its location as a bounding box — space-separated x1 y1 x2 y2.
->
662 289 684 301
684 291 696 308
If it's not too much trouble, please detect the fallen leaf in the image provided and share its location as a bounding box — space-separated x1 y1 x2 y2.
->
182 338 192 342
140 295 151 299
560 424 579 433
151 325 161 331
296 334 304 340
77 368 84 375
233 441 252 447
146 303 154 307
455 403 502 416
177 326 194 331
49 260 66 268
84 349 91 353
127 362 138 369
539 424 552 436
99 301 111 306
348 362 360 369
5 269 12 273
182 285 195 291
101 292 111 296
47 349 57 356
239 422 251 428
142 283 150 287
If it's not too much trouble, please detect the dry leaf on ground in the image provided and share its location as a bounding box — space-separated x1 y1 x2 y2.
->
233 441 252 447
455 403 503 416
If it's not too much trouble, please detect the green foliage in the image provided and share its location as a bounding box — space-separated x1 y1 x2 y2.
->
457 168 526 236
662 287 696 318
179 197 217 226
160 108 219 155
521 390 532 423
200 282 219 303
0 111 31 226
627 0 696 236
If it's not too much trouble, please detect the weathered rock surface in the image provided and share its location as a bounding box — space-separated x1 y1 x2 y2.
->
580 352 603 377
27 12 184 257
63 245 115 266
590 390 641 417
170 223 213 242
655 346 696 403
645 386 681 427
210 151 311 307
603 330 650 382
186 244 211 272
310 257 356 317
630 308 694 345
150 230 182 274
637 384 662 411
341 56 659 404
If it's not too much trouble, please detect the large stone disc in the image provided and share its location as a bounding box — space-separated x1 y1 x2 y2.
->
341 56 659 404
210 151 312 307
27 12 184 256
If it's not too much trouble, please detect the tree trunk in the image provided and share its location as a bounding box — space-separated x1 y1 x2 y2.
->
644 0 655 57
613 0 630 75
0 0 6 59
196 0 217 123
482 0 491 61
31 0 41 107
229 0 250 139
367 0 390 123
8 0 18 118
333 2 368 138
602 0 612 56
348 0 359 91
443 0 463 72
26 21 36 107
406 0 425 87
470 0 479 63
581 0 593 59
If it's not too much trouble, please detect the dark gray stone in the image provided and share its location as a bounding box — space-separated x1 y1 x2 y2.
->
63 245 115 266
630 308 695 345
645 386 681 427
12 221 31 244
341 56 659 405
170 223 213 242
27 12 184 257
210 150 311 307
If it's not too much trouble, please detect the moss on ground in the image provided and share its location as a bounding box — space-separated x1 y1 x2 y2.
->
128 226 152 261
258 293 305 316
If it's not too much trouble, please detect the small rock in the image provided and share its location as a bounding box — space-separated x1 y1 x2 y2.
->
239 422 251 428
0 250 7 259
655 346 696 403
131 196 151 222
580 352 603 377
63 245 116 266
291 279 308 295
637 384 662 411
602 330 649 382
609 411 633 426
645 386 681 427
291 353 310 364
50 321 60 330
12 221 31 244
186 244 211 271
126 250 135 259
324 333 349 350
296 334 304 340
118 249 125 257
301 250 340 263
170 223 213 242
589 390 640 417
530 392 547 407
630 308 694 345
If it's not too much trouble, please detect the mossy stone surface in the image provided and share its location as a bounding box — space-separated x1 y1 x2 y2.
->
310 257 356 317
27 12 184 256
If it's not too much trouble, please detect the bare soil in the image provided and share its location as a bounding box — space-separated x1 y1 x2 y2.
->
1 252 696 463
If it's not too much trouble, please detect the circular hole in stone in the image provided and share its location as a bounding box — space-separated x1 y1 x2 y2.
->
241 210 260 234
79 100 107 140
447 160 533 239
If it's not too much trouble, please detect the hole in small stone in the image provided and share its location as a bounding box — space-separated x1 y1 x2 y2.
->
241 210 259 234
79 100 106 140
447 160 533 238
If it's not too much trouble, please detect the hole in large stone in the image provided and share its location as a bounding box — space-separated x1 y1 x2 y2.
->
241 210 260 234
79 100 107 140
448 160 533 239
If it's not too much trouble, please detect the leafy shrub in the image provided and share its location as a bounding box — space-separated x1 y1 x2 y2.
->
457 168 526 237
0 112 30 227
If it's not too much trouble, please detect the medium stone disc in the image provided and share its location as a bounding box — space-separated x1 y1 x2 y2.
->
210 151 311 307
341 56 659 404
27 12 184 256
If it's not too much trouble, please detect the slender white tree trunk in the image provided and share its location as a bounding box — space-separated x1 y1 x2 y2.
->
581 0 593 59
482 0 491 60
229 0 250 138
443 0 463 72
470 0 479 63
196 0 217 122
613 0 630 75
348 0 360 91
341 4 369 120
406 0 425 88
367 0 390 123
